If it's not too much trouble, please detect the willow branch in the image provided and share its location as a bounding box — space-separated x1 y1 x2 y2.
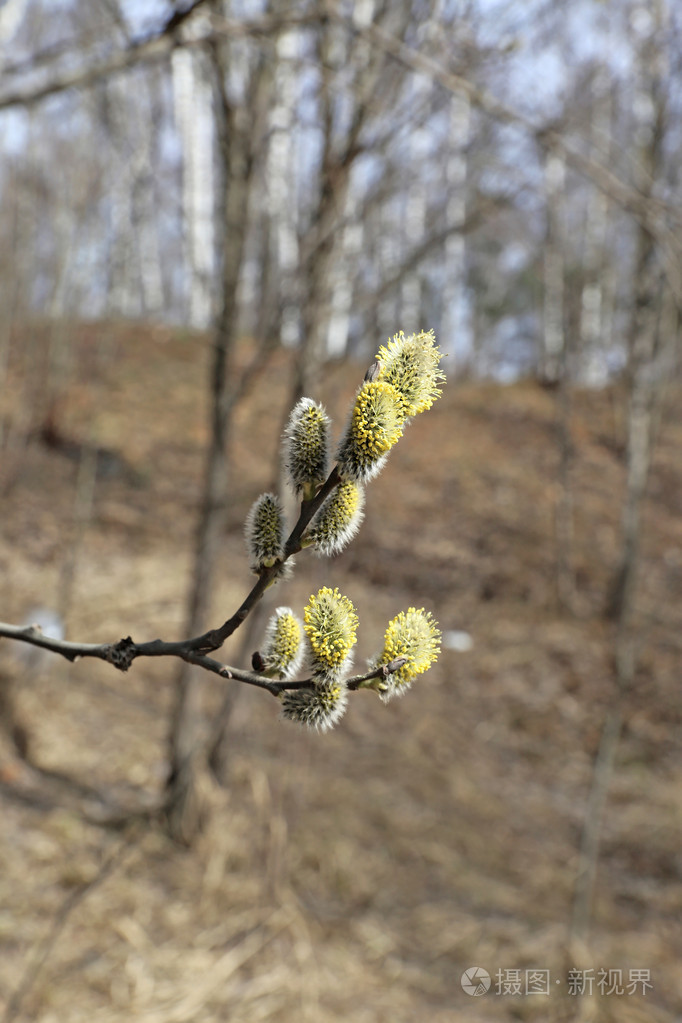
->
279 659 408 694
0 457 344 674
0 622 406 702
198 464 341 650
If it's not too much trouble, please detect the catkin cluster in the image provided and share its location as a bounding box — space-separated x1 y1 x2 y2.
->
242 330 445 731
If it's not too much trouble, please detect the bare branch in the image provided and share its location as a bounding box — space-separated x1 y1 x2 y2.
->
0 622 114 664
0 7 320 113
0 455 346 680
0 0 210 112
0 623 407 701
330 5 682 308
3 0 679 306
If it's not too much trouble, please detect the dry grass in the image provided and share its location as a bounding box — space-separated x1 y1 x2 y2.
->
0 322 681 1022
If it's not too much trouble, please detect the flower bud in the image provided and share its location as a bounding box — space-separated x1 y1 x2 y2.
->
374 607 441 701
245 492 285 572
336 379 405 482
306 480 365 556
283 397 331 499
375 329 445 418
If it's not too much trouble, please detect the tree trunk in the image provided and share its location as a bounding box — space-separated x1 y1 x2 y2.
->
441 92 471 370
165 37 255 844
172 44 217 328
542 149 576 609
572 0 671 945
579 68 612 386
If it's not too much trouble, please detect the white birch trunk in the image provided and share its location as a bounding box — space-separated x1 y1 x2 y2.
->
104 76 165 318
326 213 364 358
172 46 216 329
441 93 471 367
377 197 401 335
132 109 164 315
580 70 612 386
107 80 138 318
542 151 566 384
324 0 375 357
266 28 301 347
400 74 430 331
0 0 28 67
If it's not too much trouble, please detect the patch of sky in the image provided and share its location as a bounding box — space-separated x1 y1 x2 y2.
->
0 108 28 155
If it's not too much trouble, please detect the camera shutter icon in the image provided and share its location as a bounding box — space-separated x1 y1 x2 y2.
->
461 967 491 996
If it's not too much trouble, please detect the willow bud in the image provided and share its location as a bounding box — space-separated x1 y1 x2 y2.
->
281 677 349 732
306 480 365 556
245 492 285 572
283 397 331 499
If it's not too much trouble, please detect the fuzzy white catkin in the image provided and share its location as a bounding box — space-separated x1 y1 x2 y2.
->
283 398 330 497
308 480 365 556
244 492 285 571
281 679 349 732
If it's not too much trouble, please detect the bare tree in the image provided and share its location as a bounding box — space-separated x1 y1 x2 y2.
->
172 36 217 328
578 66 615 387
165 12 279 842
572 0 679 947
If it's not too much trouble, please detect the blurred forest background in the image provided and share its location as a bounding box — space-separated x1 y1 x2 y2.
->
1 0 681 1020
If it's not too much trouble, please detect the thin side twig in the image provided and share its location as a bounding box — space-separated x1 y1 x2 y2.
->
0 463 343 677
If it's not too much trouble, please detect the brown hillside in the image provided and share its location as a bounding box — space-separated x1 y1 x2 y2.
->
1 322 681 1022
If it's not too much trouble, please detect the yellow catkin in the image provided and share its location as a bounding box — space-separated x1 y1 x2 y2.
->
379 607 441 697
376 329 445 418
304 586 359 671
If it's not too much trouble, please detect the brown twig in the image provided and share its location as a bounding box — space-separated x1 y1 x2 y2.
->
0 614 406 699
0 624 403 698
0 460 343 680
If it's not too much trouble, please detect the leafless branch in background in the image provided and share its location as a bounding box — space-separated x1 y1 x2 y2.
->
571 0 678 947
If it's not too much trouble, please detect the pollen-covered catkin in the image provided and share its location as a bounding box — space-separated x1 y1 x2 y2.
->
375 329 445 419
260 607 304 680
375 607 441 701
303 586 358 677
336 379 405 482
